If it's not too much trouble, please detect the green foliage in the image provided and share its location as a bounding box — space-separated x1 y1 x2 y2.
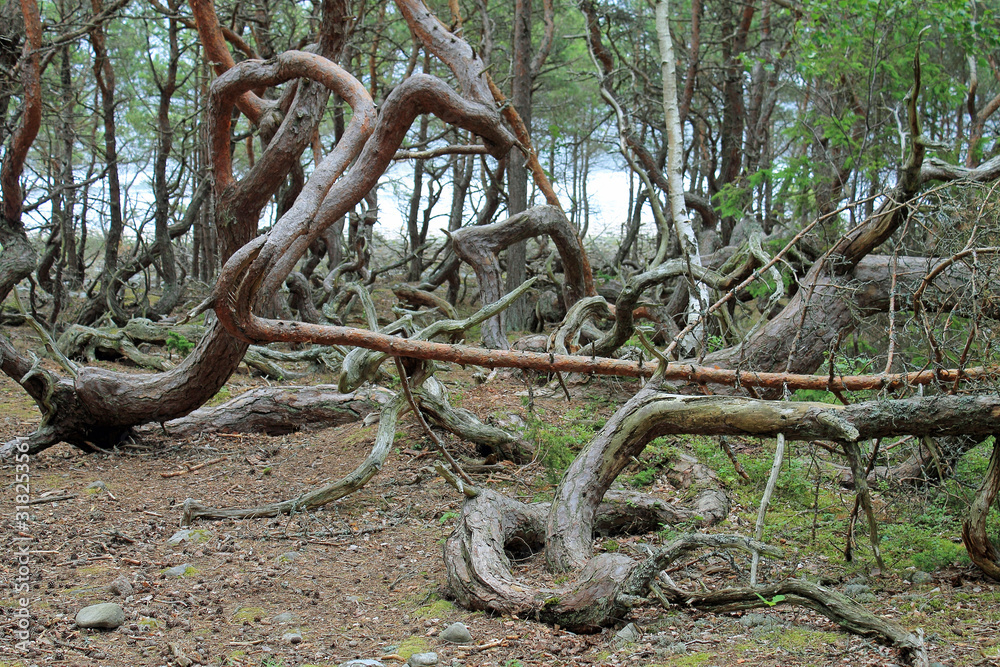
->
164 332 194 357
527 406 603 481
754 592 787 607
880 523 968 571
626 436 679 488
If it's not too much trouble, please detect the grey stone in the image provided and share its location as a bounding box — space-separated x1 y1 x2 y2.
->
911 571 934 585
615 622 640 644
107 575 133 597
276 551 300 564
282 631 303 644
76 603 125 629
408 653 439 667
739 613 776 629
273 612 296 624
162 563 194 577
339 661 384 667
439 622 472 644
86 481 108 493
166 529 211 546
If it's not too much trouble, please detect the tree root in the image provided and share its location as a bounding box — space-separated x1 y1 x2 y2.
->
652 578 927 666
414 376 535 463
443 488 928 664
181 393 405 524
147 385 391 437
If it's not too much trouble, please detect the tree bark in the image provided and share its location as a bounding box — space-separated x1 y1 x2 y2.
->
451 206 590 349
157 385 389 438
0 0 41 305
961 438 1000 581
504 0 534 334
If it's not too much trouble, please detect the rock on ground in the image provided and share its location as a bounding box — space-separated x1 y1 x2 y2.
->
76 603 125 629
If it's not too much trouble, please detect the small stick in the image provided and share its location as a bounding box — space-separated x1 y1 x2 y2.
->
27 494 76 505
160 456 226 478
719 437 750 481
554 370 572 401
393 356 473 487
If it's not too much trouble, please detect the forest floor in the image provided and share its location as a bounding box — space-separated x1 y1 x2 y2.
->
3 324 1000 667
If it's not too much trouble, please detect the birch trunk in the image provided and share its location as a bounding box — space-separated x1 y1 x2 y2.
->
655 0 710 350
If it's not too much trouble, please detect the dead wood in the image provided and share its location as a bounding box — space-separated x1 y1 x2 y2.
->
149 385 389 438
962 437 1000 581
181 393 406 524
652 577 927 665
392 283 458 320
413 376 534 463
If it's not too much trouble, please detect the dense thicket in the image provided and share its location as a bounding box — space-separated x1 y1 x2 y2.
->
2 0 1000 660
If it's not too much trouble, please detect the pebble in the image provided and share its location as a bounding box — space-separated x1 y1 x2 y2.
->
163 563 194 577
911 571 934 585
76 603 125 629
166 529 211 546
86 480 108 493
273 612 296 624
282 631 303 644
276 551 300 563
439 622 472 644
614 622 640 644
340 660 385 667
107 575 133 598
407 653 439 667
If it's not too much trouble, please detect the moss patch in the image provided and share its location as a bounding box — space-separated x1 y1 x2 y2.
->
231 606 266 623
651 654 712 667
759 626 842 651
413 599 454 618
137 616 163 631
397 636 432 659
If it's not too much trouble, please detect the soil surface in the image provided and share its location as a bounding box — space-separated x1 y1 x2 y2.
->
2 327 1000 667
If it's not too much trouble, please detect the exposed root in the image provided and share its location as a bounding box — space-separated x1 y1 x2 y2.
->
652 579 928 666
181 394 405 524
415 376 534 463
147 385 390 437
443 488 927 664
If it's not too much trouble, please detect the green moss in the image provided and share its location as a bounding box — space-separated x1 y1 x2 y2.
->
881 524 968 571
225 650 247 665
208 386 232 407
758 626 842 651
184 529 212 544
650 654 712 666
137 616 163 631
397 636 432 659
413 599 454 618
231 606 266 623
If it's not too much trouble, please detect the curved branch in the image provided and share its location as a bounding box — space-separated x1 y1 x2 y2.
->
450 205 590 349
0 0 42 303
